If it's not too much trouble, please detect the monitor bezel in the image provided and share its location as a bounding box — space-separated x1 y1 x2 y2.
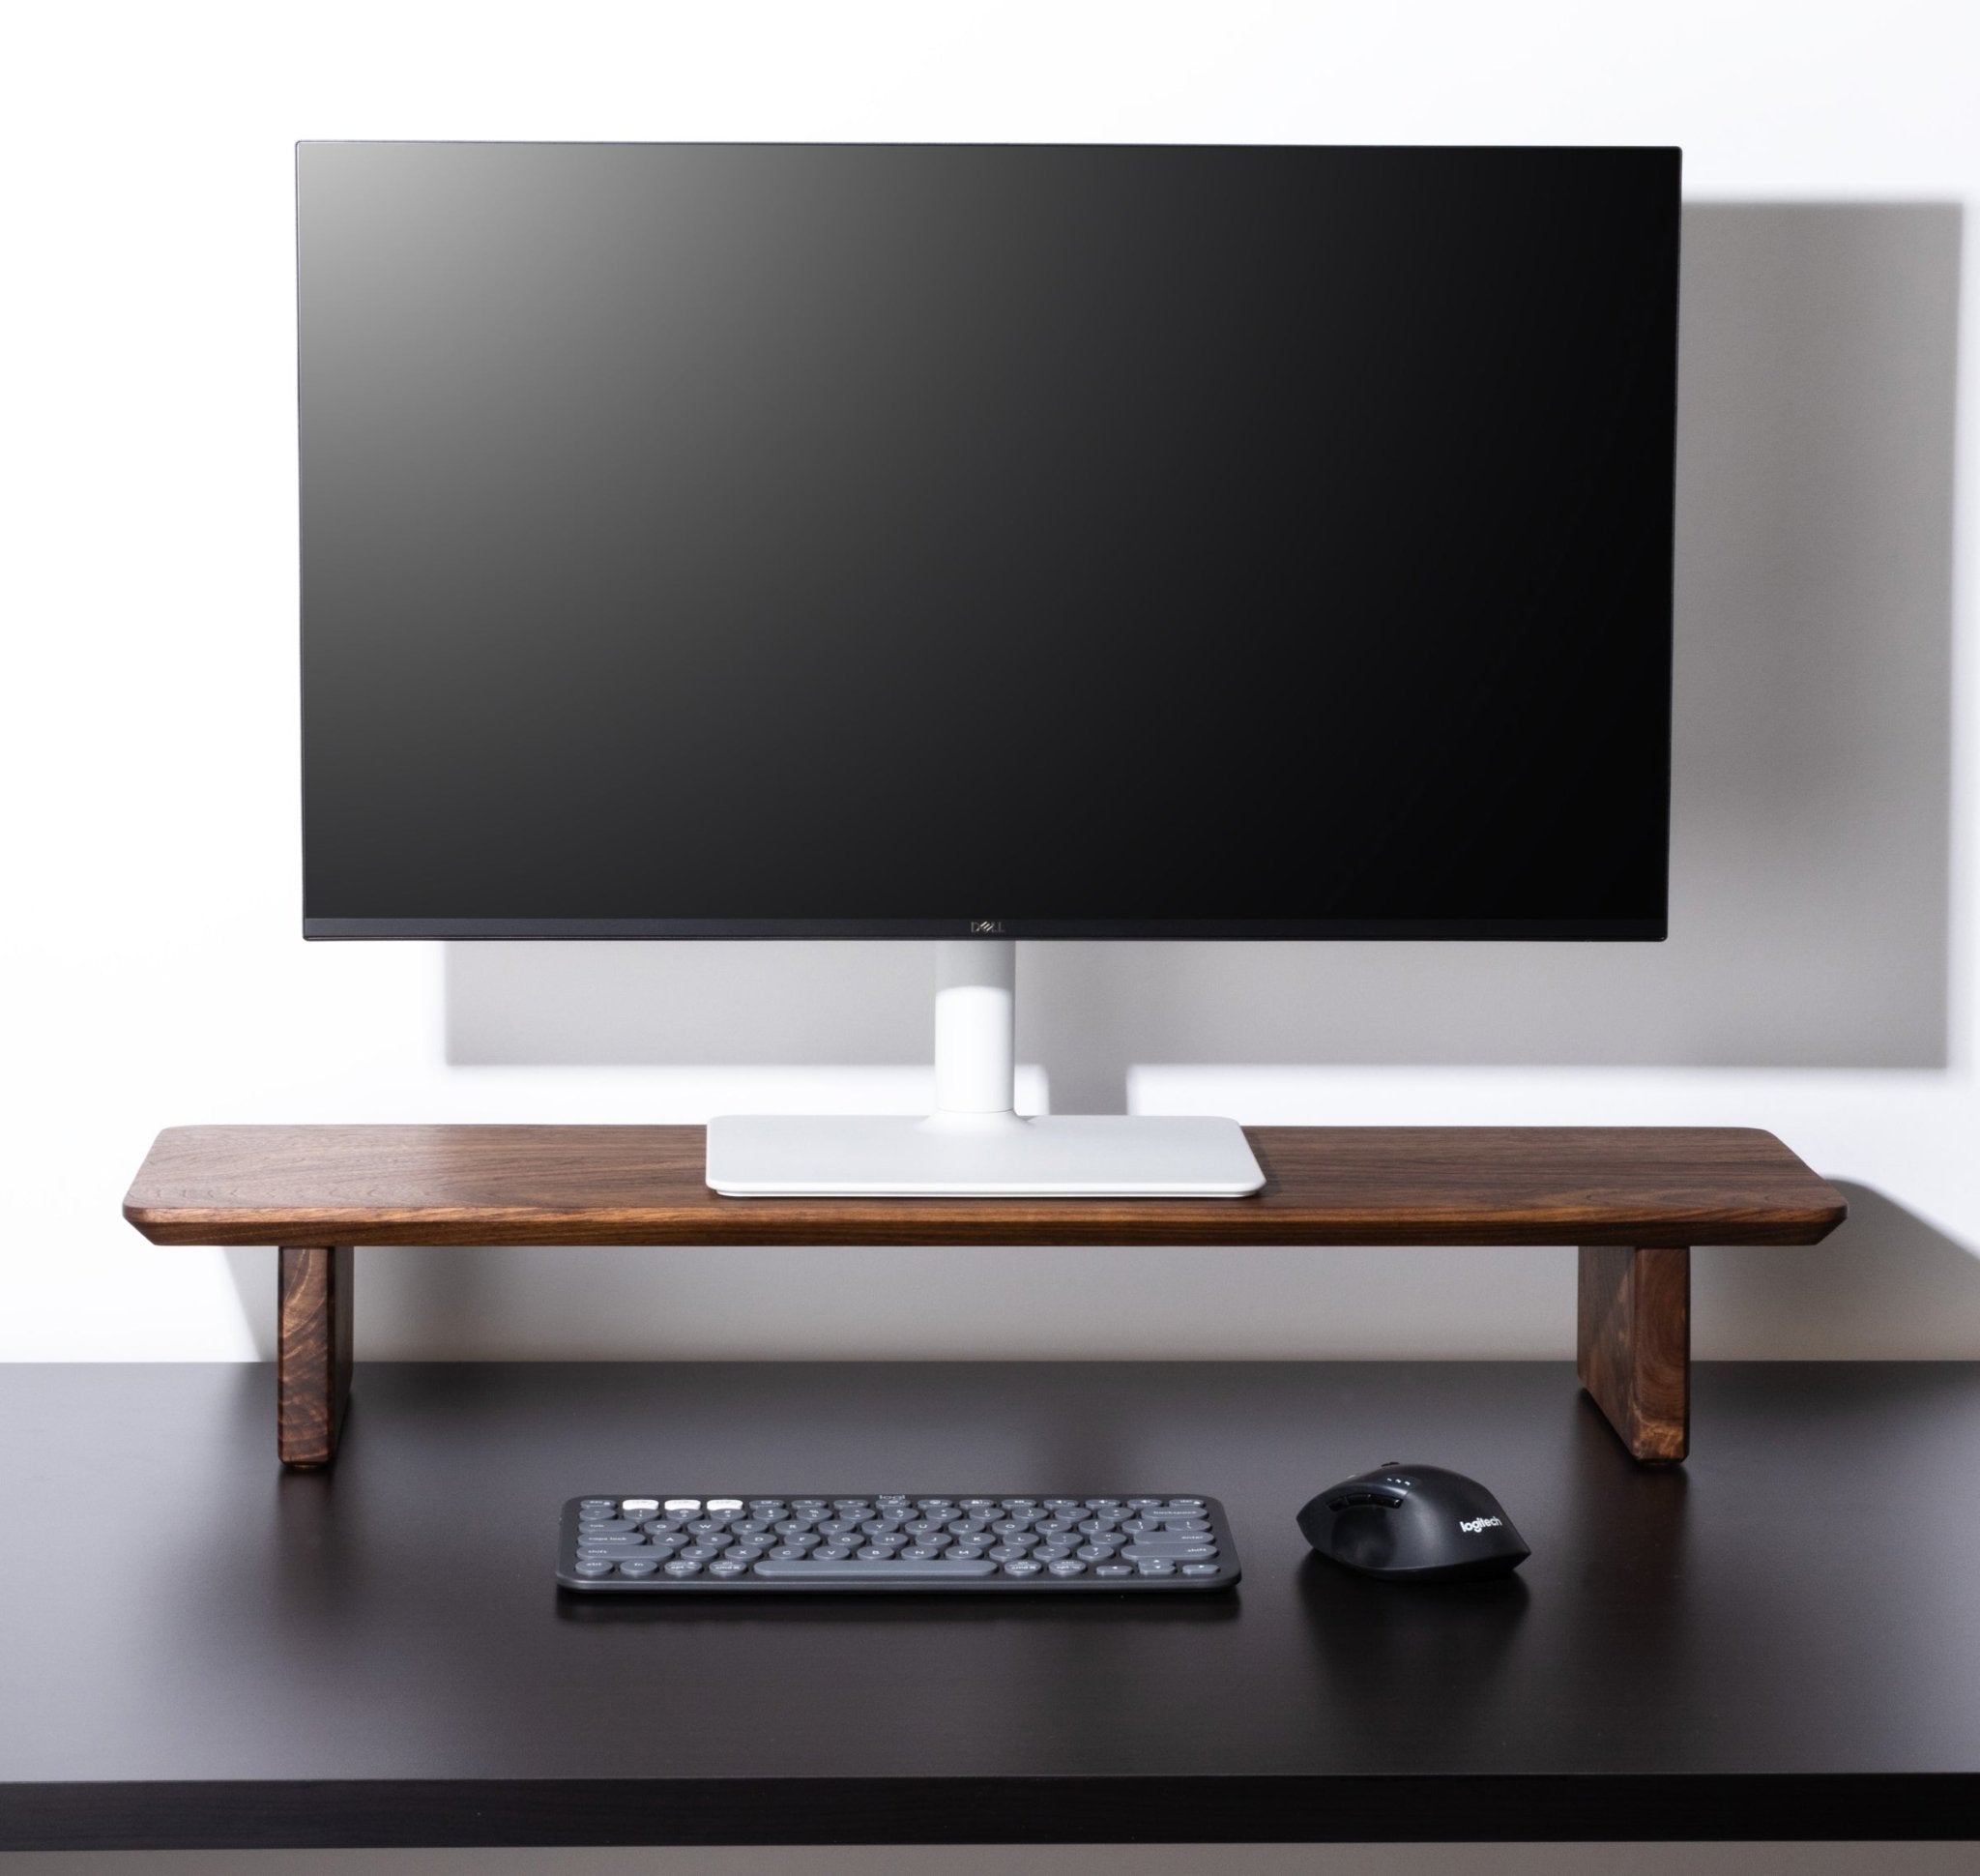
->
305 917 1667 940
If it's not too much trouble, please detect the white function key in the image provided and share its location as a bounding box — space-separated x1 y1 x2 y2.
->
662 1498 701 1514
706 1498 744 1513
622 1498 660 1512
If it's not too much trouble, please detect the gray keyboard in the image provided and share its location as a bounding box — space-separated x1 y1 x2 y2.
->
559 1492 1240 1593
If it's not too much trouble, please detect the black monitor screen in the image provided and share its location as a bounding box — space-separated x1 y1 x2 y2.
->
298 143 1678 938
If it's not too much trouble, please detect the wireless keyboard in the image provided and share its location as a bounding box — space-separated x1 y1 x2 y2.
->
559 1492 1240 1593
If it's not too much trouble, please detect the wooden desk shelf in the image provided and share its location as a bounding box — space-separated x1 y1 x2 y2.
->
123 1124 1847 1469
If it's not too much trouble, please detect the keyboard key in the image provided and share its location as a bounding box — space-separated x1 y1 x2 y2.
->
663 1559 703 1577
753 1560 999 1580
1093 1564 1133 1577
621 1498 659 1512
572 1560 614 1577
1181 1563 1222 1576
1047 1559 1087 1576
1002 1561 1044 1577
619 1560 659 1578
662 1499 700 1514
1135 1559 1177 1576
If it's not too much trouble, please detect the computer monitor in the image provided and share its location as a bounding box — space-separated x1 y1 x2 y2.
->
297 142 1680 1197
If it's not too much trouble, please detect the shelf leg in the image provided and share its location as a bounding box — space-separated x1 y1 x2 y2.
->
277 1246 354 1468
1577 1245 1690 1464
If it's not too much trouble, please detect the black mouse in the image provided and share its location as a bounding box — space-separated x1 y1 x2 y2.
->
1297 1462 1529 1582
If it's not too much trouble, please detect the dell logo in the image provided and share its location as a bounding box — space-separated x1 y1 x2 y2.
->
1459 1516 1503 1534
969 921 1006 934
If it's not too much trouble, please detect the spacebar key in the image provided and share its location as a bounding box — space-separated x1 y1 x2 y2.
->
752 1560 999 1579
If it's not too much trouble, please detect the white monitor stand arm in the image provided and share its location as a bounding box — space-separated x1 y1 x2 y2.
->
927 938 1021 1131
705 940 1264 1197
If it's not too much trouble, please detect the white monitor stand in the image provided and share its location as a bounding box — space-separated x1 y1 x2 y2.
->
705 939 1266 1197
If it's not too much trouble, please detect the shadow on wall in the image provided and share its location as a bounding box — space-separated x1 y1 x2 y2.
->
221 1184 1980 1363
444 202 1961 1099
1696 1183 1980 1360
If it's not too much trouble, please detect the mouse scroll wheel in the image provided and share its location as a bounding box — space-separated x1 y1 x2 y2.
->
1328 1491 1406 1510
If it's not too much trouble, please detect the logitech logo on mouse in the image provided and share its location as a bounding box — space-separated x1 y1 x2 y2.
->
1459 1516 1503 1534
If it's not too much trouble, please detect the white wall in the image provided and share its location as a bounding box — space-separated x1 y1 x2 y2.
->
5 0 1977 1364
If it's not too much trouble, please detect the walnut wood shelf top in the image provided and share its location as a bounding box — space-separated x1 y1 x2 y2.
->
124 1125 1846 1248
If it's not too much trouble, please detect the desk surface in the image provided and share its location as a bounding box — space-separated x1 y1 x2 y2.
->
123 1124 1847 1246
2 1360 1974 1848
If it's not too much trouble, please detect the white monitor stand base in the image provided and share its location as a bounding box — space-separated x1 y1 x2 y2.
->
705 940 1266 1199
707 1110 1265 1198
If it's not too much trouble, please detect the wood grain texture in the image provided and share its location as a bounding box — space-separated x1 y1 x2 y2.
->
125 1125 1847 1249
1578 1244 1691 1463
277 1246 352 1467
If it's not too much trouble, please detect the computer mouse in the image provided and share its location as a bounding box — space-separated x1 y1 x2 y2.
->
1296 1462 1529 1582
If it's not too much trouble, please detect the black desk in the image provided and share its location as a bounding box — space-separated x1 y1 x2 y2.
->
2 1361 1975 1849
